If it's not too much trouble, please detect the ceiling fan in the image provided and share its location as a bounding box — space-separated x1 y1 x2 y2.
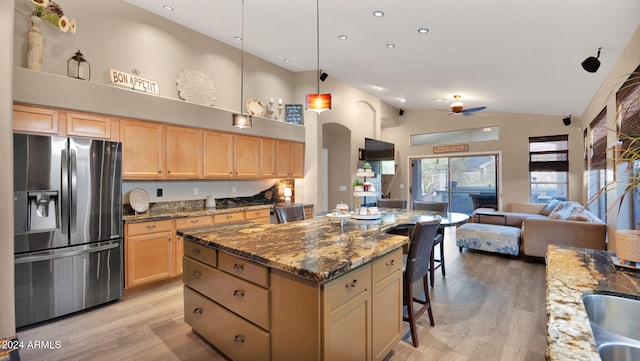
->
448 95 487 116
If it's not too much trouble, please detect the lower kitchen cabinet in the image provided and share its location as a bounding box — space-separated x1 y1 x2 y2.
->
183 240 403 361
244 208 270 224
125 220 174 289
175 216 214 275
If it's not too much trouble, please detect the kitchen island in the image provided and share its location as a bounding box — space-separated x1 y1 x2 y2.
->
546 244 640 360
178 211 435 361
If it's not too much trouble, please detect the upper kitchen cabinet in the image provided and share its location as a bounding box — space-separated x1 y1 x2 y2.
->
275 140 305 178
165 125 203 179
204 131 260 179
120 119 165 179
260 138 276 178
13 104 61 135
65 111 116 140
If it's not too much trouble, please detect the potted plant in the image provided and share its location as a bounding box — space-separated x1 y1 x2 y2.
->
353 179 364 192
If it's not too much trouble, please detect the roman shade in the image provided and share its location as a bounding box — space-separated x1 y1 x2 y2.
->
617 65 640 151
529 135 569 172
590 108 607 170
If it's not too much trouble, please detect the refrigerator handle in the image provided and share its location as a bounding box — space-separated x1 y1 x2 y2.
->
70 149 77 233
61 148 69 235
14 241 121 264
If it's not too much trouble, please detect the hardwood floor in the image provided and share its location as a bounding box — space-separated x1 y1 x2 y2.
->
17 228 547 361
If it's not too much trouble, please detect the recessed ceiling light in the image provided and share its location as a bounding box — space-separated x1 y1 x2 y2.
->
386 43 396 48
433 97 451 103
283 59 291 63
418 28 429 34
163 5 174 11
373 10 384 17
338 35 348 40
399 98 406 103
234 36 242 41
372 85 385 91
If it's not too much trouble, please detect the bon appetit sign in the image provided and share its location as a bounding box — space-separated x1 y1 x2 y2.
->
108 68 159 95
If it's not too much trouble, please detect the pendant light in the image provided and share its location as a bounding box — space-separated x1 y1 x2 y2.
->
233 0 252 129
306 0 331 114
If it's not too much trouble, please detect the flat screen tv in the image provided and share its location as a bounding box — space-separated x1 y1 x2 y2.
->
364 138 394 161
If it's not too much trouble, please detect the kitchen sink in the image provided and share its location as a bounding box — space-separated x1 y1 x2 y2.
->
598 343 640 361
582 294 640 342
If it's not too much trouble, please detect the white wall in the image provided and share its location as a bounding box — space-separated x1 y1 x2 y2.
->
2 0 16 339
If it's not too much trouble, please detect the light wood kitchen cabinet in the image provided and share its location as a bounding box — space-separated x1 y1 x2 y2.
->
13 104 61 135
322 264 373 361
260 138 276 178
65 111 115 140
125 220 174 289
175 216 213 275
275 140 305 178
244 208 271 224
204 131 260 179
372 249 403 361
120 119 165 179
165 125 203 179
203 130 234 178
214 211 245 224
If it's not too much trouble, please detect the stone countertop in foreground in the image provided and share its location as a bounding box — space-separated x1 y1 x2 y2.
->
122 204 273 223
546 245 640 360
177 211 433 282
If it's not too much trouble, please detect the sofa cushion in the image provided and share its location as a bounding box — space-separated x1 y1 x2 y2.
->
548 201 578 220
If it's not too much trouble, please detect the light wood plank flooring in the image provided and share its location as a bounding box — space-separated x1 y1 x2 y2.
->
17 228 547 361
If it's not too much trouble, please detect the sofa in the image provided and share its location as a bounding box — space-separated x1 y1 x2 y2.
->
469 200 607 258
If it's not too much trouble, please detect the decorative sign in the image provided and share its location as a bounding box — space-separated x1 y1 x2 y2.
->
433 144 469 154
108 68 160 95
285 104 304 125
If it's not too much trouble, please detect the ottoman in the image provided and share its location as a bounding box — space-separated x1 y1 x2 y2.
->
456 223 521 256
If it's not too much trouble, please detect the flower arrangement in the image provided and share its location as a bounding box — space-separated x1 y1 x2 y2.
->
30 0 76 33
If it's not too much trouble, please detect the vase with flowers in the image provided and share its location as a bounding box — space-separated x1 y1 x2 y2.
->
27 0 76 71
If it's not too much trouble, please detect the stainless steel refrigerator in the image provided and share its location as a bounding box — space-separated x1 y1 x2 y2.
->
13 134 123 328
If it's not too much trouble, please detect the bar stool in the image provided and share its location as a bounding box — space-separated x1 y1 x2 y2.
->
413 200 448 287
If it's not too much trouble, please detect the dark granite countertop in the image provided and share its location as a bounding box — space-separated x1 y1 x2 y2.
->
176 210 452 282
123 204 273 224
546 245 640 360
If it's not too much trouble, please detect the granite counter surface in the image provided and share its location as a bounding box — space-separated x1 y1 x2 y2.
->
122 204 272 223
546 244 640 360
177 211 445 283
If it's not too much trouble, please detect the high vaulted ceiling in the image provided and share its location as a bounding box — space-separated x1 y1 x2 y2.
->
127 0 640 117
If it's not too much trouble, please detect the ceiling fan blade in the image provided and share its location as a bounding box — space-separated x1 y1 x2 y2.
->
461 106 487 115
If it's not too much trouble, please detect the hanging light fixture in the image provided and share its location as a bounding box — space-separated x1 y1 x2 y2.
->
233 0 252 129
450 95 464 113
306 0 331 114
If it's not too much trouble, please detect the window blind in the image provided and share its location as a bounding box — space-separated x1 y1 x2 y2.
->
590 108 607 170
529 135 569 172
618 65 640 150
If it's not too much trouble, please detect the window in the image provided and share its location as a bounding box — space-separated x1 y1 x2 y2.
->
529 135 568 203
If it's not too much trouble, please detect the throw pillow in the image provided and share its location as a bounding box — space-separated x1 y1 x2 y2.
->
541 199 562 216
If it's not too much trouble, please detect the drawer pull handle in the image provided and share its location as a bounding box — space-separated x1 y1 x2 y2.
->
233 264 244 272
386 259 395 266
192 271 201 279
346 279 358 288
234 335 245 344
226 215 233 219
146 225 156 230
193 307 203 315
233 290 245 298
192 248 201 255
190 220 199 224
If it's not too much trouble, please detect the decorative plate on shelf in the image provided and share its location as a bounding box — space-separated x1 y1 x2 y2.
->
246 98 265 116
129 188 150 213
176 69 217 106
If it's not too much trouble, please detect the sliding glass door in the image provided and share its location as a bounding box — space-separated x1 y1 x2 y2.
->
411 154 499 214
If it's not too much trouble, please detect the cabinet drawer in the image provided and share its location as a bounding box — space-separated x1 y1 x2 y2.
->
183 239 217 268
184 286 270 361
175 216 213 229
184 257 270 330
214 211 244 224
323 264 372 311
372 248 402 283
218 252 269 288
244 208 270 220
126 220 173 236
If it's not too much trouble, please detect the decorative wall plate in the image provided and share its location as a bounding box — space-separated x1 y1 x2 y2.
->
129 188 150 213
176 69 217 106
246 98 265 116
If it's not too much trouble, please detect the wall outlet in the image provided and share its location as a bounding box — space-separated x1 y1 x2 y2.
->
193 187 199 195
339 185 347 191
156 188 163 197
400 184 404 189
232 186 237 193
